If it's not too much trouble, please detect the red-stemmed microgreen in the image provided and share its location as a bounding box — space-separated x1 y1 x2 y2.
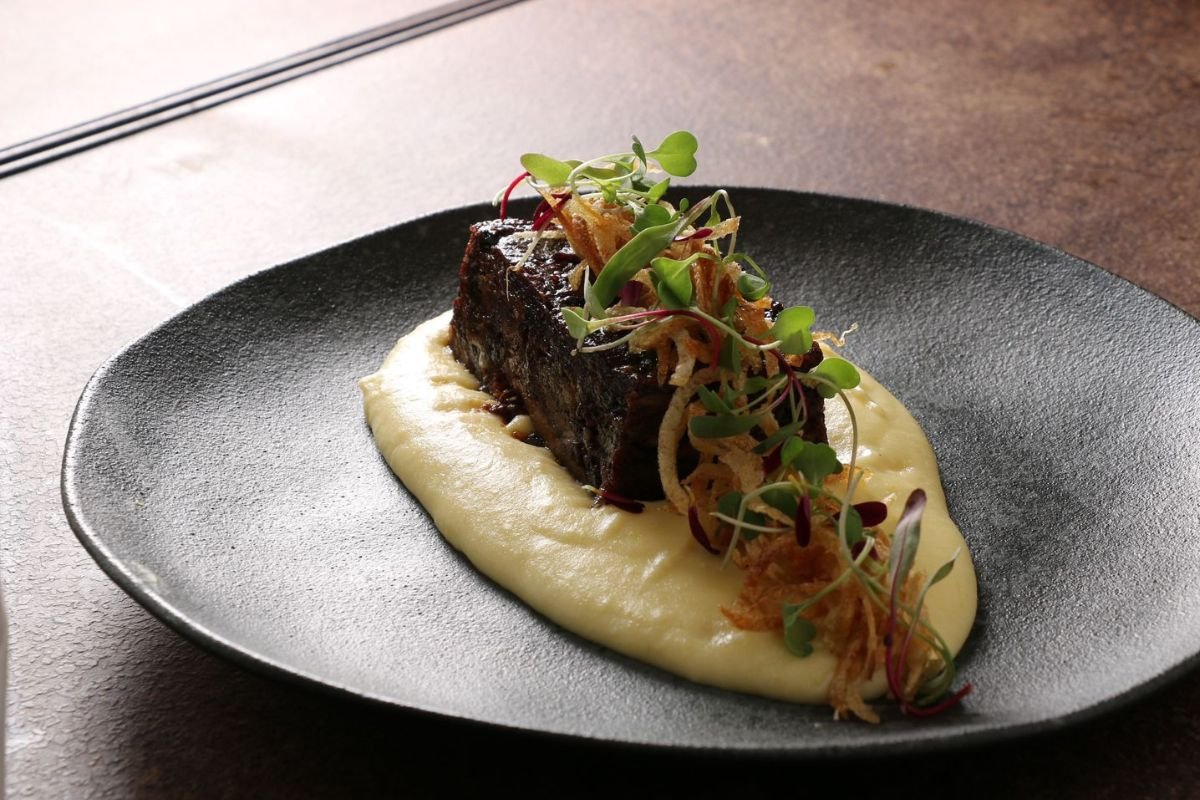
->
617 280 642 307
496 170 529 219
687 506 721 554
876 491 973 716
581 484 645 514
676 226 713 242
795 492 813 546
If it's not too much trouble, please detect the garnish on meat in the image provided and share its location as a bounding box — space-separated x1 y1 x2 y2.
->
449 132 971 721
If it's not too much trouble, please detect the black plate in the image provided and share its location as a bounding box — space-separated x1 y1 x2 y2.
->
62 189 1200 755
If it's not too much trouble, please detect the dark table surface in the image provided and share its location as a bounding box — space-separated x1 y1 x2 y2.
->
4 1 1199 796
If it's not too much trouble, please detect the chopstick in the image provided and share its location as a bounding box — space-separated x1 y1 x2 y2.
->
0 0 524 180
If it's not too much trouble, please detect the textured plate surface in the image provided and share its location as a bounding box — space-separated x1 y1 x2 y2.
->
62 189 1200 755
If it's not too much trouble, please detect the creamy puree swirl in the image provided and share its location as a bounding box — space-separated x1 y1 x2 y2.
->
360 311 977 703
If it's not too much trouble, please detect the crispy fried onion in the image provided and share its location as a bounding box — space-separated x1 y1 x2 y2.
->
658 367 719 514
722 524 937 723
547 190 739 279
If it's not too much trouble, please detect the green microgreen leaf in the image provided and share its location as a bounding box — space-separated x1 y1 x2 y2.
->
705 203 722 229
647 178 671 203
647 130 699 177
720 295 738 320
782 603 817 657
929 550 959 586
697 386 732 415
737 273 771 302
717 492 766 527
561 306 591 340
632 203 674 234
719 333 742 372
654 283 688 310
783 440 843 487
520 153 573 185
726 251 768 279
743 376 772 394
579 164 627 181
717 491 766 540
649 255 695 308
752 421 805 455
780 437 805 471
761 487 798 518
689 413 763 439
840 506 865 546
811 357 861 399
771 306 816 355
582 264 606 319
631 136 648 166
590 218 688 311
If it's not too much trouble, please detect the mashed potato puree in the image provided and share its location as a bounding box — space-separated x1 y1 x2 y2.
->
359 311 976 703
